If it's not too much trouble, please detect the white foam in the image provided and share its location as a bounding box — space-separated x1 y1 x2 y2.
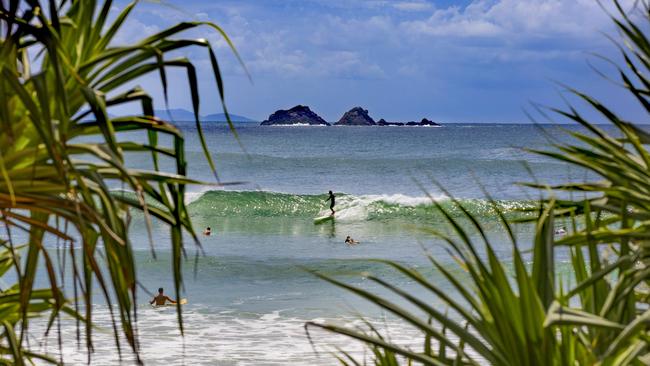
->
184 186 217 203
367 193 442 207
29 306 465 365
318 193 446 222
110 187 211 206
269 123 328 127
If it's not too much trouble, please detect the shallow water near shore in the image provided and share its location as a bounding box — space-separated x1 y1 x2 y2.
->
27 123 603 364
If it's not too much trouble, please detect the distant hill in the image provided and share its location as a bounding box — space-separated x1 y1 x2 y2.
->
154 108 196 121
202 113 255 122
150 108 256 122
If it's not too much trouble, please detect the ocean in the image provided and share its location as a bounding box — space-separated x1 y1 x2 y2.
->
29 123 598 364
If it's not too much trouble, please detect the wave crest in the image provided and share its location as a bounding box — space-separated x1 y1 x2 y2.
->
187 190 534 222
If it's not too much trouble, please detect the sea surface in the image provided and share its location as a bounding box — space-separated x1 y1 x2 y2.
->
25 123 603 365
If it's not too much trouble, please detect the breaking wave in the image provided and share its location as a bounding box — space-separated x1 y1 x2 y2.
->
187 190 536 222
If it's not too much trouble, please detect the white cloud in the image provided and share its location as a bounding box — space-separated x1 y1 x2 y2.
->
201 10 390 79
315 51 386 79
105 0 644 121
111 16 160 46
114 0 639 83
402 7 503 38
312 15 398 48
397 63 420 76
247 32 309 75
400 0 637 41
392 1 433 12
245 38 385 80
195 12 209 20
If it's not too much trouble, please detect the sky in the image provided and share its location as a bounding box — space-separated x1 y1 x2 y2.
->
110 0 644 123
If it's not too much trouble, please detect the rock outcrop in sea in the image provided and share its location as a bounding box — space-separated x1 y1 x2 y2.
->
260 105 330 126
377 118 404 126
260 105 443 127
404 118 440 126
334 107 376 126
419 118 439 126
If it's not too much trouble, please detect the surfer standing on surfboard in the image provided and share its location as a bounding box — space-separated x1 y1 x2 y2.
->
150 287 177 306
325 190 335 215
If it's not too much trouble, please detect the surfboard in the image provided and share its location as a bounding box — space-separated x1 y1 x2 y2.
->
313 215 334 225
153 298 188 307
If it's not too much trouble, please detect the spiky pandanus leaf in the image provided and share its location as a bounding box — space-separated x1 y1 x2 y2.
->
0 0 238 363
308 1 649 364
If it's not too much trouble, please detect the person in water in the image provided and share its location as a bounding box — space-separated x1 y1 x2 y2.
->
345 236 359 245
150 287 177 306
204 227 211 236
325 190 335 215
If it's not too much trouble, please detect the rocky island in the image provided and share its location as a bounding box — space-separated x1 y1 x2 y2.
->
260 105 330 126
260 105 441 127
405 118 439 126
334 107 376 126
377 119 404 126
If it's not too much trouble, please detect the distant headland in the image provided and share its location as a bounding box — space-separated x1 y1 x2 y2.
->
260 105 440 127
152 109 255 122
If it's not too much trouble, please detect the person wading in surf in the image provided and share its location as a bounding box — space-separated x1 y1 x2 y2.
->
325 190 335 215
150 287 177 306
345 236 359 245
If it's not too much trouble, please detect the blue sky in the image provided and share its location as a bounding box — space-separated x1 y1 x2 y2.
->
111 0 641 123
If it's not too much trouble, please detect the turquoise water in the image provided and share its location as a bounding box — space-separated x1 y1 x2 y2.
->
178 123 582 198
31 123 596 365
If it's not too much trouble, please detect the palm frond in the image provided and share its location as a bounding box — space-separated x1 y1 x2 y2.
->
0 0 239 363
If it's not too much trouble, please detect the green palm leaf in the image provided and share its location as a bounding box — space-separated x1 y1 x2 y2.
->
0 0 241 363
308 1 650 364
